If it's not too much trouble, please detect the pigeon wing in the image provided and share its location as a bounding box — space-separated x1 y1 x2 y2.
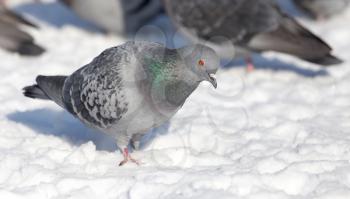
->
62 46 130 129
164 0 279 45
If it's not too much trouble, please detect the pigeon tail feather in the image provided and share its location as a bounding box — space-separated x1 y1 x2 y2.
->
248 13 342 66
23 75 67 107
303 54 343 66
23 84 49 99
36 75 67 107
17 41 45 56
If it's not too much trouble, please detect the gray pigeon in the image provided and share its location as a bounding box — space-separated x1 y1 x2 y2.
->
163 0 342 68
0 5 44 56
293 0 350 19
60 0 162 35
23 41 219 166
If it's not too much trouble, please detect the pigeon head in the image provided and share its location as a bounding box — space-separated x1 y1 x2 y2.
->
179 44 220 88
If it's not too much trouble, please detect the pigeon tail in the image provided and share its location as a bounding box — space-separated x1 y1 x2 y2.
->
303 54 343 66
23 84 49 99
23 75 67 107
16 41 45 56
248 13 342 66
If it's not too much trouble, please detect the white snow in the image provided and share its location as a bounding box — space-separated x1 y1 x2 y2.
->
1 0 350 198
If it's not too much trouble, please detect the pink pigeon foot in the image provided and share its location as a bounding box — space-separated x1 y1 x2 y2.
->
245 57 255 72
118 148 140 166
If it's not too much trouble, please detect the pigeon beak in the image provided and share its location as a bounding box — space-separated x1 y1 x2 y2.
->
206 73 217 89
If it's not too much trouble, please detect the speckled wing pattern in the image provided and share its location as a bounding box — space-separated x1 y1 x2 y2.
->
166 0 279 46
62 46 129 129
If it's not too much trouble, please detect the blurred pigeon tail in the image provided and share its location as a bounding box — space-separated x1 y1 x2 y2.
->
23 75 67 107
0 5 44 56
247 11 343 66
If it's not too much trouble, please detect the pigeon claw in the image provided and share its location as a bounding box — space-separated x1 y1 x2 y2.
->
119 159 128 166
118 148 141 166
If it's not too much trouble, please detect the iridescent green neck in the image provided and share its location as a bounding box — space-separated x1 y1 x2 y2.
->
147 57 176 86
145 57 199 107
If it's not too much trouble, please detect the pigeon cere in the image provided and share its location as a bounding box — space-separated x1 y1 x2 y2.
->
0 0 350 198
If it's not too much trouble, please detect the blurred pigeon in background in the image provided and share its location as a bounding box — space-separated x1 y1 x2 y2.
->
60 0 162 35
163 0 343 70
293 0 350 19
0 4 44 56
23 41 219 166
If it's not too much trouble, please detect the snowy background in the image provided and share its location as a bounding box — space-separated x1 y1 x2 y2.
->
1 0 350 198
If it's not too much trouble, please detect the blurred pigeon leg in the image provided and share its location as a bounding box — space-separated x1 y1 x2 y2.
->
131 134 143 151
119 148 140 166
316 15 326 22
245 56 255 72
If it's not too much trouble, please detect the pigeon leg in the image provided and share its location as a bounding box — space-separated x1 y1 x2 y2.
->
118 148 140 166
245 56 255 72
316 15 326 22
131 139 141 151
131 133 143 151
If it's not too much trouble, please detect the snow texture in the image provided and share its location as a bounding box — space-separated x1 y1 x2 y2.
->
1 0 350 198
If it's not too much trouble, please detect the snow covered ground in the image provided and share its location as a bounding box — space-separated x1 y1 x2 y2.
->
1 1 350 198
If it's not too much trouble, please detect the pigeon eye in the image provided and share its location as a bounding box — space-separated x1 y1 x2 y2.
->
198 59 205 66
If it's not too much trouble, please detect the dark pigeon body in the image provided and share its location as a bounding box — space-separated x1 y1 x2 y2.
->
0 5 44 56
163 0 342 66
60 0 163 35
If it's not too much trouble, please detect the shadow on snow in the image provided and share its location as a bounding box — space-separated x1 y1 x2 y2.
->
7 108 170 152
